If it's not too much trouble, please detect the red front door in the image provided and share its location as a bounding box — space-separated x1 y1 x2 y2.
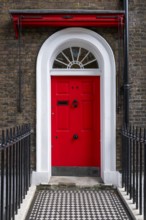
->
51 76 100 169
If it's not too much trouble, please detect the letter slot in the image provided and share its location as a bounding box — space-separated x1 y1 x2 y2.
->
57 100 69 106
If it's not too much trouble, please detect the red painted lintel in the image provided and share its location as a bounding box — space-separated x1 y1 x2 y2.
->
10 13 125 39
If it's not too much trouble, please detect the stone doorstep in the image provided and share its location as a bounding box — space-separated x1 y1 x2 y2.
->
117 188 143 220
37 183 114 192
48 176 103 187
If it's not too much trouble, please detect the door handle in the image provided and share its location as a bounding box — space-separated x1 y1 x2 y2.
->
73 134 78 140
72 99 78 108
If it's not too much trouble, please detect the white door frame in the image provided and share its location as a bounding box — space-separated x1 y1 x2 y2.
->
32 28 120 186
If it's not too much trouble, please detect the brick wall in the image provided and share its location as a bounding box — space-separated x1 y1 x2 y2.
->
0 0 145 170
128 1 146 127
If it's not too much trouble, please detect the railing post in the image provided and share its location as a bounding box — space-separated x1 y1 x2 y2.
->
18 126 21 208
20 125 23 202
15 126 19 213
136 127 139 209
26 125 29 191
126 125 129 193
21 125 24 199
144 129 146 219
6 129 10 220
23 125 28 194
132 126 136 204
1 130 5 220
129 125 132 199
123 124 127 189
28 124 31 186
12 127 16 220
9 128 13 219
139 128 142 215
122 125 125 188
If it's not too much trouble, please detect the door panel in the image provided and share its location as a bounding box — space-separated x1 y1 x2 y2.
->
82 101 93 130
56 104 70 130
51 76 100 168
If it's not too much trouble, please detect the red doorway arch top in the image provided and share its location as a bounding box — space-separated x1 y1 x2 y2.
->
9 9 125 39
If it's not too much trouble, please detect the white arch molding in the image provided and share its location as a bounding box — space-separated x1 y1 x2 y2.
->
32 28 121 186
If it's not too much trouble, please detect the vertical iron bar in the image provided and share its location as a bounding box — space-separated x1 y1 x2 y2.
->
29 124 31 186
26 125 28 193
1 131 5 220
6 129 9 220
22 125 24 199
21 125 23 199
133 126 136 204
123 126 126 188
12 128 15 220
125 125 128 192
24 125 26 196
25 126 27 191
136 127 139 209
18 126 21 204
25 126 27 194
18 126 21 208
25 125 27 194
9 128 12 219
20 126 23 203
139 128 142 214
126 125 129 194
129 125 132 199
144 129 146 219
122 126 125 187
15 127 18 213
125 125 127 191
21 125 23 201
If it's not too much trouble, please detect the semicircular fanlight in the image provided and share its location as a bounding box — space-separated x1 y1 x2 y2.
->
53 47 99 69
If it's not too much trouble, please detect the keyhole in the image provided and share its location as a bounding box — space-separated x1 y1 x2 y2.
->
72 99 78 108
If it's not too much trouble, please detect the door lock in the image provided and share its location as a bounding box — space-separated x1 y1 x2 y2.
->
73 134 78 140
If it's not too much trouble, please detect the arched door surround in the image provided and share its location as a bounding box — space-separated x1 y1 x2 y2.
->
33 28 120 186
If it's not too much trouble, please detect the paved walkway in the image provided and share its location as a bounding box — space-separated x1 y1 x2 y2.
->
26 186 132 220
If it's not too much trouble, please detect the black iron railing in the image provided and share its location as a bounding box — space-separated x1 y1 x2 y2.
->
0 124 31 220
122 125 146 218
